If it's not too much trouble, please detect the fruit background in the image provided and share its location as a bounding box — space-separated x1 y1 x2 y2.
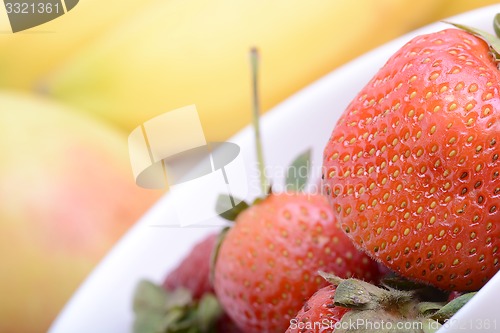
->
0 1 499 332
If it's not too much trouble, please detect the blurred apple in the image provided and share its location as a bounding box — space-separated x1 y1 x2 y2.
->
0 92 162 333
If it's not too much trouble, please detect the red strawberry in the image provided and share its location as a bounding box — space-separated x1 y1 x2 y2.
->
323 27 500 291
163 233 216 299
285 285 349 333
213 193 382 333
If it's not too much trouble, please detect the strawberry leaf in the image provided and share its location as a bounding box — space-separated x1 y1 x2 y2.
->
421 318 442 333
381 276 448 302
430 292 477 322
286 149 311 192
494 13 500 39
417 302 445 316
335 278 413 310
133 281 192 333
134 310 169 333
196 294 222 332
133 280 169 314
318 271 345 286
133 280 222 333
336 310 427 333
381 275 429 291
216 194 249 221
165 289 193 310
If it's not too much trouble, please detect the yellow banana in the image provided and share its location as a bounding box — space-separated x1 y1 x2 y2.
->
436 0 500 18
42 0 497 141
0 0 157 89
42 0 445 141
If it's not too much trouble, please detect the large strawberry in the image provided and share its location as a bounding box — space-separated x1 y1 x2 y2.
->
323 24 500 291
212 49 382 333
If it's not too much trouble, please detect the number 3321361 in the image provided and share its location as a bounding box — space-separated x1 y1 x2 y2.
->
5 2 61 14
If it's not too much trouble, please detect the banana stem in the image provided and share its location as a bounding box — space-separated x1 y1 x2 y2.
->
250 48 268 194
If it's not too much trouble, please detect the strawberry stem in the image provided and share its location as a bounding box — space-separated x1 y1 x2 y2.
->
250 48 268 195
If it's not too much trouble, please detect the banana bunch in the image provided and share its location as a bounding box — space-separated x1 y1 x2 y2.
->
0 0 157 89
3 0 499 142
38 0 480 141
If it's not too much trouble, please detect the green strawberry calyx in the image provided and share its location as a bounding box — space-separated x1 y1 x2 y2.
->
319 272 477 333
428 292 477 322
494 13 500 39
132 280 223 333
320 272 414 310
286 148 312 192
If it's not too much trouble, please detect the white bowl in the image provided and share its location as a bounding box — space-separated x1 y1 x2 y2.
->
50 5 500 333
